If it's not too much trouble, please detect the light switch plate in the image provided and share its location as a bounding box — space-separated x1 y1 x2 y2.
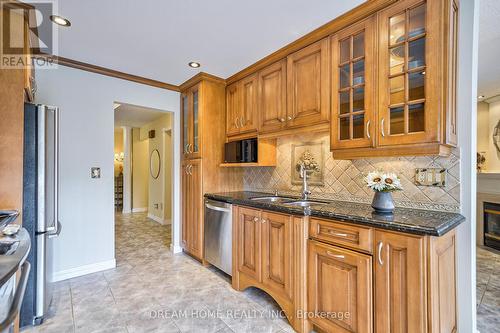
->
91 167 101 179
415 168 446 187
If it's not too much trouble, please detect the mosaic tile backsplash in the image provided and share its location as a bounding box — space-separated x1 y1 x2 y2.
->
244 133 461 212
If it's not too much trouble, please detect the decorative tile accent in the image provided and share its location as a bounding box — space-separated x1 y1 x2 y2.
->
244 133 461 212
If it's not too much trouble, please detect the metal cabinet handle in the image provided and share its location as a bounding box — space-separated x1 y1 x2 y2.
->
189 144 193 153
366 120 371 139
287 116 292 120
328 231 348 237
240 117 245 128
377 241 384 265
253 217 259 222
184 144 189 154
261 219 267 224
235 117 240 128
280 118 285 122
381 118 386 137
326 251 345 259
189 164 193 175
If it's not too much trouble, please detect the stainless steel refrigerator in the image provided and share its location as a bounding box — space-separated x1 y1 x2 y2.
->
20 103 62 327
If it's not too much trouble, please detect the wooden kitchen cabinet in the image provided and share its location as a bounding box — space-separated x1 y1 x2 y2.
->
258 59 287 133
330 17 376 150
261 211 293 301
287 38 330 129
236 206 262 281
374 230 427 333
308 240 372 333
331 0 458 159
233 206 309 332
225 74 258 137
181 83 201 159
377 0 438 147
180 74 242 261
181 159 203 259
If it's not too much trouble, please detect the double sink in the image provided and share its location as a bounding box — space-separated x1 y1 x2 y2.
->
250 196 329 207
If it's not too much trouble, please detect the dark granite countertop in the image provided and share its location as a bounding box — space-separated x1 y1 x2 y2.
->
205 191 464 237
0 228 30 286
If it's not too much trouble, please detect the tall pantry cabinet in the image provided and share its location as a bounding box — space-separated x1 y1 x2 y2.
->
180 73 242 260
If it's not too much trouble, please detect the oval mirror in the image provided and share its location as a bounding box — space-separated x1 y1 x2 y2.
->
150 149 161 179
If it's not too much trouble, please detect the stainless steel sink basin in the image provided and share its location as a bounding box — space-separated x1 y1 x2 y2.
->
283 200 329 207
250 196 290 203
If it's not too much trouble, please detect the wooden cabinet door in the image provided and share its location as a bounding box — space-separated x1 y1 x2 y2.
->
187 159 203 259
226 82 240 136
331 17 375 150
377 0 439 147
237 207 262 281
287 38 330 128
239 74 259 134
188 84 202 159
258 60 287 133
181 93 190 159
181 160 190 249
308 240 372 333
261 211 293 300
374 230 426 333
181 84 202 159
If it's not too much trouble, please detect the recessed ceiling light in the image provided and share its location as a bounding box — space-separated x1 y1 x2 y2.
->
478 95 485 99
50 15 71 27
188 62 201 68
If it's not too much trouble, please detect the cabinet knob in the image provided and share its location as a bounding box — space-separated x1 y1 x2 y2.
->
261 219 267 224
287 116 292 120
253 217 259 222
280 118 285 122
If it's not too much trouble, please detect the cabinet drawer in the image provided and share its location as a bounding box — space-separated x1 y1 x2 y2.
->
309 218 373 253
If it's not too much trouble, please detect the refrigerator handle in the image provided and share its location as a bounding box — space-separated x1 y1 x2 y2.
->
49 106 60 236
48 221 62 239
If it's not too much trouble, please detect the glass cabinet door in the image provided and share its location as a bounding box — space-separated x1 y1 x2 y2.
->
378 0 439 146
192 88 199 154
331 17 375 150
181 93 189 156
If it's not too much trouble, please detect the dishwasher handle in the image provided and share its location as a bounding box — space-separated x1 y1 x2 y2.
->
205 203 231 213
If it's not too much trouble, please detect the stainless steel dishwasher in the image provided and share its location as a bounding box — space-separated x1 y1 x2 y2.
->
204 199 232 276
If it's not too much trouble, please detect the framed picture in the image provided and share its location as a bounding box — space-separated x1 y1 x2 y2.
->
291 142 324 186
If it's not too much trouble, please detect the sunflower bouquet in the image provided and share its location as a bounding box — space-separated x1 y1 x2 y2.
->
364 171 403 192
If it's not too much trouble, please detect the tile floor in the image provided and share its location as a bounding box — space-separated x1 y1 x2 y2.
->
21 212 294 333
476 246 500 333
20 212 500 333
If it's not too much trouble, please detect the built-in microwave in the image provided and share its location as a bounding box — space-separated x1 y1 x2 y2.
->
224 138 258 163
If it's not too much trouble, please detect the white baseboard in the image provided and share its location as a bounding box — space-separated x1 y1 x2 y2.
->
121 209 131 214
132 207 147 213
53 259 116 282
147 213 170 225
171 244 183 254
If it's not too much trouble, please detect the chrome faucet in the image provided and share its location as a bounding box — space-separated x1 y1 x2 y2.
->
299 163 311 200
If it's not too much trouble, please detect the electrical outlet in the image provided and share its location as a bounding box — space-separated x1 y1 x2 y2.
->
91 167 101 179
415 168 446 187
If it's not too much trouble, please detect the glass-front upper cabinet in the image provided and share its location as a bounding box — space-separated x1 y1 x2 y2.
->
378 0 439 146
331 17 375 150
181 83 201 159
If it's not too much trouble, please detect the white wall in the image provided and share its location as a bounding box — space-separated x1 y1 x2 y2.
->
131 128 149 211
482 100 500 172
456 0 479 331
140 114 173 223
35 65 180 280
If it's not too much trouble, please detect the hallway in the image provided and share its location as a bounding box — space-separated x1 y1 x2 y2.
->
22 213 293 333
